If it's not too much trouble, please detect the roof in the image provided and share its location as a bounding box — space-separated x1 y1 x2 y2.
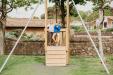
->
6 18 60 28
105 16 113 19
86 16 113 26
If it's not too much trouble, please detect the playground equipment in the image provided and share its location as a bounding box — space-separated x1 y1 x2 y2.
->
44 0 70 66
72 0 109 74
0 0 110 75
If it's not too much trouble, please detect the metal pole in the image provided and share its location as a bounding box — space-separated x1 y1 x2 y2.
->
0 3 39 73
71 0 110 75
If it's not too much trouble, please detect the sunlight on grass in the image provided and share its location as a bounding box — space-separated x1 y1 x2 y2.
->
0 55 112 75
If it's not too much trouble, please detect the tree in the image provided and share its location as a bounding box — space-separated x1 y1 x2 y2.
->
0 0 39 55
86 0 113 61
87 0 113 26
0 0 7 55
49 0 85 26
104 6 113 16
41 6 60 19
86 6 113 22
41 4 78 19
86 11 98 22
48 6 61 19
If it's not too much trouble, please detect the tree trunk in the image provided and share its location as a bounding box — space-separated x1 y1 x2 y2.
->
0 0 6 55
98 8 105 61
111 8 113 14
55 1 58 23
98 29 105 60
99 8 104 25
60 0 65 27
0 21 4 55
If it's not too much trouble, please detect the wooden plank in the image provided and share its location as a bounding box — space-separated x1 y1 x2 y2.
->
47 51 66 54
46 54 66 59
47 28 66 32
46 58 66 64
47 46 66 51
46 63 66 66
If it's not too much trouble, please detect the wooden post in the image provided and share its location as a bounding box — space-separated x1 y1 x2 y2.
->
45 0 48 66
66 0 70 64
55 0 58 23
45 0 48 51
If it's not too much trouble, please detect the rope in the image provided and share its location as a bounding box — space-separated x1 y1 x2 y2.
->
0 3 39 73
71 0 110 75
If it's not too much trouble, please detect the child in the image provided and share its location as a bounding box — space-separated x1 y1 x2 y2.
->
48 22 54 32
48 21 54 45
52 22 61 45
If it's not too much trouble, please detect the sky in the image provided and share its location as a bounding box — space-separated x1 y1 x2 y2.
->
8 2 55 19
8 1 113 19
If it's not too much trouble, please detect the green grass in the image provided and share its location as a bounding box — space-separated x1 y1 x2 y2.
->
0 55 113 75
70 56 113 75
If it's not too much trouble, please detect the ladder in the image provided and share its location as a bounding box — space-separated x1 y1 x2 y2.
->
46 46 67 66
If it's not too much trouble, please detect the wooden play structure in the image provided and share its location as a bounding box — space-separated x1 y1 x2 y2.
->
44 0 70 66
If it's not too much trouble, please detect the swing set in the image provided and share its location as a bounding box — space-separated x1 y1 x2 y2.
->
45 0 70 66
0 0 110 75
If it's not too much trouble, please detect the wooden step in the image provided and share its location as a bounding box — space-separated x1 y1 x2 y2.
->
46 58 66 64
46 63 66 66
47 46 66 51
46 54 66 59
46 46 67 66
47 50 66 55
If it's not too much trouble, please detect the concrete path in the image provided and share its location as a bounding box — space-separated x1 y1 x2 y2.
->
1 63 75 75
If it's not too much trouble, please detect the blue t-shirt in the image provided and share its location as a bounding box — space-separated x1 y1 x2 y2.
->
54 24 61 33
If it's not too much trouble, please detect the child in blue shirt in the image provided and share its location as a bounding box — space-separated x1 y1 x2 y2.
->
52 22 61 45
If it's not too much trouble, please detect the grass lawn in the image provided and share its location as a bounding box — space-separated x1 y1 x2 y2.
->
0 55 113 75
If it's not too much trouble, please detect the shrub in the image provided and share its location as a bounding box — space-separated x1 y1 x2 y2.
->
71 26 85 32
104 28 113 32
5 30 43 41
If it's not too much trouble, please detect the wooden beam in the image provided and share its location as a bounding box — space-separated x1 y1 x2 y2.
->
67 0 69 28
45 0 48 51
66 0 70 64
47 28 66 32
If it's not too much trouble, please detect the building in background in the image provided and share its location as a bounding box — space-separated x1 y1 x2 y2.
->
6 18 62 40
103 16 113 29
85 16 113 30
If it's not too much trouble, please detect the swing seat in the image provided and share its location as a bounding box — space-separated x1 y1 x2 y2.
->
46 46 68 66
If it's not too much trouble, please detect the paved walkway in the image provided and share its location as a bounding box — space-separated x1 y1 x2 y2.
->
1 63 75 75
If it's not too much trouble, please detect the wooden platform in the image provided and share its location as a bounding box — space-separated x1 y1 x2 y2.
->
46 46 67 66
